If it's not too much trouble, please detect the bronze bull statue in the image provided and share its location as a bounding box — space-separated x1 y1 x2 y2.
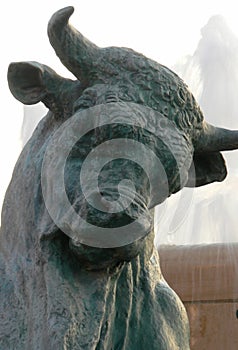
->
1 6 238 350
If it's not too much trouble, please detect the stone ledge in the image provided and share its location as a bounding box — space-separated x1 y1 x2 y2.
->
158 243 238 302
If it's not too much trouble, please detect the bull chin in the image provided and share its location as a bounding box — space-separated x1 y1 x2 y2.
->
68 225 154 271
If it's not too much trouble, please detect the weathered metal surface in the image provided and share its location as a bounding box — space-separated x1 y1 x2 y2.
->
2 6 238 349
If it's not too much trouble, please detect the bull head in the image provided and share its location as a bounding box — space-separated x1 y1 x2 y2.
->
7 7 238 268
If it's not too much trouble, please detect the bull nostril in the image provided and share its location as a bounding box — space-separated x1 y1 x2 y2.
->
88 191 116 213
100 192 121 213
100 196 113 211
89 188 141 214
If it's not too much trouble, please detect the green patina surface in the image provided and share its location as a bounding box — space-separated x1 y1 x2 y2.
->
2 6 238 350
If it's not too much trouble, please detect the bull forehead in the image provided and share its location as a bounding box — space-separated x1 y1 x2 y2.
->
69 102 193 166
73 76 202 137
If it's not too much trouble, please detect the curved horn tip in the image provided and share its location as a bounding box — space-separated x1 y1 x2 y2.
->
48 6 74 30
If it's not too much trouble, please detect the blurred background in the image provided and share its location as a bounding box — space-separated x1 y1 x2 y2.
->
1 0 238 245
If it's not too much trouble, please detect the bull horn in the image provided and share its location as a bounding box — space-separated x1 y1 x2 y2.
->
48 6 100 83
195 122 238 152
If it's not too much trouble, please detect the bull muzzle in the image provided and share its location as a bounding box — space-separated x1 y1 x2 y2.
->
41 102 193 264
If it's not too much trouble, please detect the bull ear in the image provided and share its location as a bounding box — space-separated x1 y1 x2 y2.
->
186 152 227 187
7 61 47 105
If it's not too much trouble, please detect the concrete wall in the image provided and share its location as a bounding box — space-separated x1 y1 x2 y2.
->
159 244 238 349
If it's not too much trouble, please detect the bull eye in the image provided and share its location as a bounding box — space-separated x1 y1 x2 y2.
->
105 91 119 103
163 106 169 117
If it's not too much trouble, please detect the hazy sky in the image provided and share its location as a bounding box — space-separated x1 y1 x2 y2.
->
1 0 238 214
